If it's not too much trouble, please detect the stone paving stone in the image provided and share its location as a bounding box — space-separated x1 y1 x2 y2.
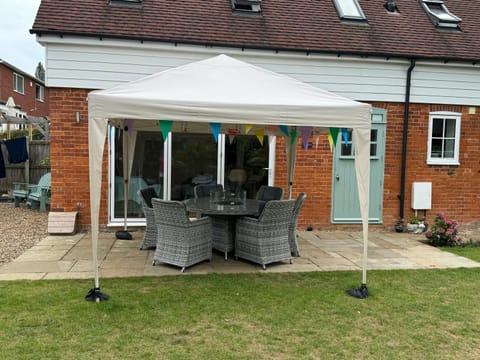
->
69 260 94 272
0 273 46 280
0 260 75 273
15 248 70 261
43 271 95 280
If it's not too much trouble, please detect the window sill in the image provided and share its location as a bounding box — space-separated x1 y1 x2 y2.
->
427 160 460 166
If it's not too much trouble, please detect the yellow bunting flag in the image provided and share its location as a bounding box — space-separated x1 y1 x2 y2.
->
327 132 334 152
245 124 253 134
255 128 264 146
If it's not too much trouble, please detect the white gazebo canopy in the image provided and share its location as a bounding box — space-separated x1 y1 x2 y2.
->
87 54 372 299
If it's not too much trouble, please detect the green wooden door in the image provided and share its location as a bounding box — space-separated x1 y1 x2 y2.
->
332 108 386 223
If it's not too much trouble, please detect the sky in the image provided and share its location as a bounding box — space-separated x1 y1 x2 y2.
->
0 0 44 76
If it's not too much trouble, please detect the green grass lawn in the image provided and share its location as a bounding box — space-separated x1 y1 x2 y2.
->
1 267 480 360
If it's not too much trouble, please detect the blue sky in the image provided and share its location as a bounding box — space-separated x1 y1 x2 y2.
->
0 0 44 76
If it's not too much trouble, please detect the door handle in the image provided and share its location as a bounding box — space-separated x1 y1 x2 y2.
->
336 175 340 181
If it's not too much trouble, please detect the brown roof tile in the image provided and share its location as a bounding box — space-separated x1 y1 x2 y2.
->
31 0 480 62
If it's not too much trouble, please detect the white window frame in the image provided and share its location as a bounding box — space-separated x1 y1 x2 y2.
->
427 111 461 165
332 0 366 21
35 84 45 102
421 0 461 28
13 73 24 94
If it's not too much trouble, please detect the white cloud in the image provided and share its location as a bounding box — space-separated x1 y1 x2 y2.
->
0 0 43 75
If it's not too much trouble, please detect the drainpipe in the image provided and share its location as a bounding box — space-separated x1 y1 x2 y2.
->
399 59 416 220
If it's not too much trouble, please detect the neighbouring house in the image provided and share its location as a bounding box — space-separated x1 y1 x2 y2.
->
31 0 480 231
0 59 49 132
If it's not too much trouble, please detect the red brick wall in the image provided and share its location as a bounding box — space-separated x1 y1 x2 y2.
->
0 64 49 117
49 87 480 230
49 88 108 230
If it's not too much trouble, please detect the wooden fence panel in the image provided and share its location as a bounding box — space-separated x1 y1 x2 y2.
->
0 139 50 194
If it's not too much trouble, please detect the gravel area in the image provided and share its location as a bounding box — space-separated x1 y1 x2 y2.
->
0 202 49 265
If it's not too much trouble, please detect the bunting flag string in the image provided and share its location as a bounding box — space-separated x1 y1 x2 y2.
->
159 120 173 142
300 126 313 150
245 124 253 134
209 122 222 143
254 128 264 146
341 128 349 147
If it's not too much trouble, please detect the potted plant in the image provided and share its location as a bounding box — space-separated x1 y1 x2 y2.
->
394 218 405 233
406 214 420 232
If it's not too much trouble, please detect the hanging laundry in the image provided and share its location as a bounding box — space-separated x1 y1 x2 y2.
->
4 137 28 164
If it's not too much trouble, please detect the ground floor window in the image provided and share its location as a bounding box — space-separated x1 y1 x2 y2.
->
427 111 461 165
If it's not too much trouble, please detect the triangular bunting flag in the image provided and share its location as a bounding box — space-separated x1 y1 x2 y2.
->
315 134 320 150
327 132 334 152
209 122 222 143
159 120 173 142
227 128 238 144
290 127 297 146
279 125 289 136
341 128 349 147
266 125 278 134
329 128 339 147
245 124 253 134
255 128 264 146
300 126 313 150
126 119 134 137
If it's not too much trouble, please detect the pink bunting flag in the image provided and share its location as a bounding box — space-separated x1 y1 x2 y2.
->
227 128 238 144
126 119 134 137
266 125 278 134
209 122 222 143
300 126 313 150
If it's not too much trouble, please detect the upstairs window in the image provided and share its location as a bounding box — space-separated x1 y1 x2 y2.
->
231 0 262 13
13 73 24 94
36 84 45 102
427 112 461 165
421 0 461 28
332 0 367 21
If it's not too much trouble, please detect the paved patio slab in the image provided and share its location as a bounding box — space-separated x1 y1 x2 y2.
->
0 230 479 280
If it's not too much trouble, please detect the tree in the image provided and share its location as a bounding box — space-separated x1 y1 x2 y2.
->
35 62 45 81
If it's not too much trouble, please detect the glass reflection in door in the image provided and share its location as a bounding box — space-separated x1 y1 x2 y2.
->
113 130 164 219
170 133 218 201
224 135 269 199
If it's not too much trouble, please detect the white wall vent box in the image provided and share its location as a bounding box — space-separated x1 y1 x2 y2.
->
411 182 432 210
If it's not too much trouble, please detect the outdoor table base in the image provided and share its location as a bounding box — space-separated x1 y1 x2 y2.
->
185 198 261 260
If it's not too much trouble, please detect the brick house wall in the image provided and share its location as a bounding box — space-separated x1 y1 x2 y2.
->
49 88 480 231
0 63 49 118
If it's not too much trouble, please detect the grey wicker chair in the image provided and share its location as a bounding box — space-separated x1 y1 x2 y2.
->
138 187 159 250
194 183 223 198
152 198 212 272
256 185 284 213
289 192 307 257
235 199 295 270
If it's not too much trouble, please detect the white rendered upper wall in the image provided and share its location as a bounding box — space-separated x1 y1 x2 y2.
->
39 35 480 106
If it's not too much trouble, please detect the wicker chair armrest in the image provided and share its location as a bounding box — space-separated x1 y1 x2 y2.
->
189 216 211 226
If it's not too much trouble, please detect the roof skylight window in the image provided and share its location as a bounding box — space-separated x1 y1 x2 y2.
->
332 0 367 21
109 0 143 6
231 0 262 13
421 0 461 28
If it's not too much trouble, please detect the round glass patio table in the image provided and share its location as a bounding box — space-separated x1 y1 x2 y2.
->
184 198 261 260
